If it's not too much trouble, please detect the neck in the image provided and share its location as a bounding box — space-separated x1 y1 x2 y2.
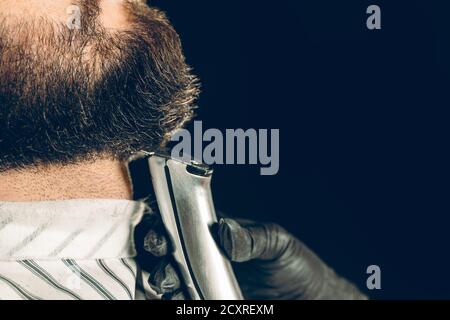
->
0 158 132 201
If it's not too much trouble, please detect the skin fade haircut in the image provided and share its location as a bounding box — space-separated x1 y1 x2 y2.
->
0 0 199 170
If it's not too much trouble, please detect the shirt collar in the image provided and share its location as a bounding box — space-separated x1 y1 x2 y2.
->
0 199 146 261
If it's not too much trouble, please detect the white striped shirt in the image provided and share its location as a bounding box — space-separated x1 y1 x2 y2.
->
0 199 158 300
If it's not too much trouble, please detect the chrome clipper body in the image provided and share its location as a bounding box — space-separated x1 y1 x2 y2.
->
129 152 243 300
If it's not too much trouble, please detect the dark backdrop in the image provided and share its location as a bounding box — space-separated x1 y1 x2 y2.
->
150 0 450 299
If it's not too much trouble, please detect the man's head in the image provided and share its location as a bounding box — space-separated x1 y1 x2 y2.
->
0 0 199 170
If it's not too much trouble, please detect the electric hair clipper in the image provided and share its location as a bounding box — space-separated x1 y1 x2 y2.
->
129 152 243 300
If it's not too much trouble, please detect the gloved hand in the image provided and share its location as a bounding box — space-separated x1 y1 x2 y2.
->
134 213 367 300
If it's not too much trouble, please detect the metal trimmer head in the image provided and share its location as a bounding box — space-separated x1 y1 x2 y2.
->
128 152 243 300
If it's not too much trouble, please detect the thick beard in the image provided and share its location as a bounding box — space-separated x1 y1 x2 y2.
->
0 2 199 170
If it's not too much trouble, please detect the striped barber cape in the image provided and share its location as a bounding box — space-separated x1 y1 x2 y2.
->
0 199 158 300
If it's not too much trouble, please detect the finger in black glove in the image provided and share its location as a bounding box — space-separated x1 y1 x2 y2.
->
135 213 367 300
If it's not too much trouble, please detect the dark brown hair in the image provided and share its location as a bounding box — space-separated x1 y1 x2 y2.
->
0 1 199 170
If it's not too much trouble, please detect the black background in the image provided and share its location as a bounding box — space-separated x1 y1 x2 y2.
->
150 0 450 299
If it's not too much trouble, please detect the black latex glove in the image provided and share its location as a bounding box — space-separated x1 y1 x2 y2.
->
135 213 367 300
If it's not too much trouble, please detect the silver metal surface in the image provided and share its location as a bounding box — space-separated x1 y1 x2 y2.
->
147 154 243 300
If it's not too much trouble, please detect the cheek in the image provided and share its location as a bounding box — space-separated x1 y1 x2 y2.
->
0 0 73 23
99 0 130 31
